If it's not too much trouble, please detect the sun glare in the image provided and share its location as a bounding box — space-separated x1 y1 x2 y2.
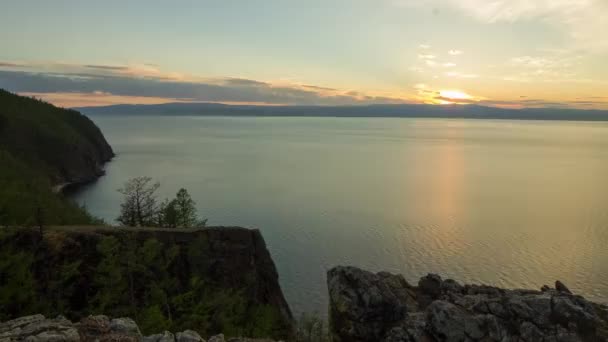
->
439 90 472 100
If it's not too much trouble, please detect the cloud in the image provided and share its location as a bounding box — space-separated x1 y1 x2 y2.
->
445 71 479 78
419 44 431 49
505 52 583 82
83 64 129 71
0 61 26 68
0 62 408 107
418 54 436 60
20 91 194 108
393 0 608 50
448 50 463 56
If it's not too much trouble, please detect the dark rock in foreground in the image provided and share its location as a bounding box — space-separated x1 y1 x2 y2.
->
0 314 281 342
328 266 608 342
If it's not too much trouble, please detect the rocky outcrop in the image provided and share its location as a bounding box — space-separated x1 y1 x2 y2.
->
328 266 608 342
0 315 281 342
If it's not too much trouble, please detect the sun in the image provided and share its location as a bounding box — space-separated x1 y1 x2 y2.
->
439 90 472 100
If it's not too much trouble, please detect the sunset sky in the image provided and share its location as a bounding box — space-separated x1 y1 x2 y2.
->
1 0 607 109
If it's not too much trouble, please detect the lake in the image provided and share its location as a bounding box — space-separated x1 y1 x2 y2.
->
71 115 608 314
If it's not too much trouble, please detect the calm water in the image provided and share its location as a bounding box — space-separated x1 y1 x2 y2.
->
72 116 608 314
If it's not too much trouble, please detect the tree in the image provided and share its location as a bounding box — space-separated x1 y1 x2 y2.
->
117 177 160 227
174 188 197 228
162 199 179 228
35 205 45 238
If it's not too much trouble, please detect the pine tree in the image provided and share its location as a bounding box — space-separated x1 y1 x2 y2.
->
174 188 197 228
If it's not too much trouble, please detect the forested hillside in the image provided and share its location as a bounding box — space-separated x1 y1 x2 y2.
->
0 89 114 225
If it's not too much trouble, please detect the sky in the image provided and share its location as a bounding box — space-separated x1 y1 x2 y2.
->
0 0 607 109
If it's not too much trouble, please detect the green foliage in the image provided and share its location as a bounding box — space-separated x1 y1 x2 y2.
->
0 228 290 339
0 89 110 225
139 305 171 334
296 312 330 342
174 188 197 228
0 246 37 321
117 178 206 228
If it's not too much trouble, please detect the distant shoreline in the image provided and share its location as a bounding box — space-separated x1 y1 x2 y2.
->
77 102 608 122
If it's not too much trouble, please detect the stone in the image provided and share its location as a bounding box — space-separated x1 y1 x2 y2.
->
556 280 572 294
552 295 599 333
327 266 412 341
0 315 79 342
520 321 545 341
0 315 46 334
78 315 111 338
144 330 176 342
441 279 463 294
425 301 467 341
208 334 225 342
418 274 443 299
109 317 142 337
176 330 204 342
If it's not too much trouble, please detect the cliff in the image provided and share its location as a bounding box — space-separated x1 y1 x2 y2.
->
0 89 114 186
0 227 293 340
328 266 608 342
0 89 114 224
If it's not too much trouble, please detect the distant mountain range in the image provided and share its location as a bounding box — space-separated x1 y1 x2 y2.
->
77 102 608 121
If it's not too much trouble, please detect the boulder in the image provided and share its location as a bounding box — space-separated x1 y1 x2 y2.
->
327 266 415 341
418 274 443 299
0 315 79 342
78 315 111 339
208 334 225 342
109 318 142 337
143 330 176 342
176 330 205 342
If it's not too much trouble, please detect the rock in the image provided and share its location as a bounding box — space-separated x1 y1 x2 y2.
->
176 330 204 342
556 280 573 294
327 266 415 341
78 315 111 339
144 330 176 342
0 315 46 336
520 321 545 341
425 301 468 341
552 295 599 333
441 279 463 294
327 266 608 342
0 315 79 342
208 334 225 342
109 317 142 337
418 274 443 299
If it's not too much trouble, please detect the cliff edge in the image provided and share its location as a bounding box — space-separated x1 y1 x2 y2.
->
0 227 293 339
328 266 608 342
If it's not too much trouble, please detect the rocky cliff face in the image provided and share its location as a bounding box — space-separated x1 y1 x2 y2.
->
328 266 608 342
0 314 280 342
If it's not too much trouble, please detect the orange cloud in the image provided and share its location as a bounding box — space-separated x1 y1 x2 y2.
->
19 92 193 108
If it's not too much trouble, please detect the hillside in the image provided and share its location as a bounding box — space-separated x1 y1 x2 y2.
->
0 89 114 224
